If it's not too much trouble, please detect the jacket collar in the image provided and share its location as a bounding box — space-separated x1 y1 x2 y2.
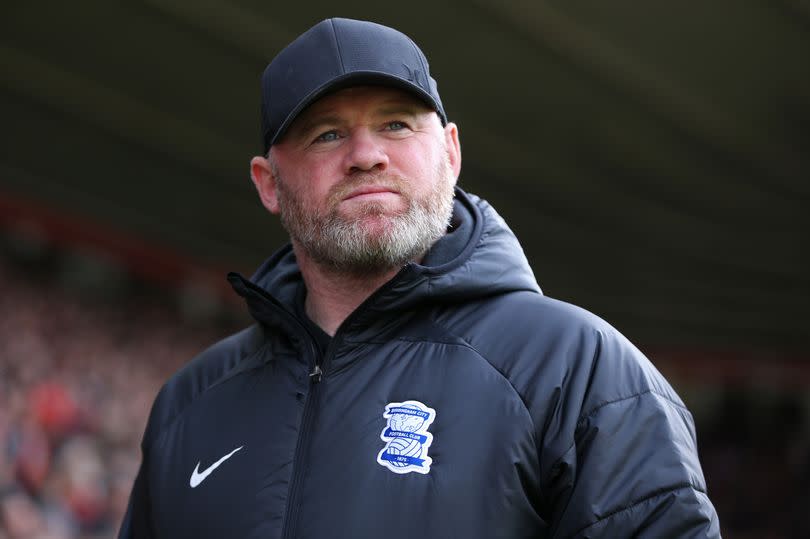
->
228 188 541 334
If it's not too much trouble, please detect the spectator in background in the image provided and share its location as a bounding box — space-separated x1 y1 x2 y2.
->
0 255 225 538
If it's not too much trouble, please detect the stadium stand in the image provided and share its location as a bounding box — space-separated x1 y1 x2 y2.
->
0 250 232 538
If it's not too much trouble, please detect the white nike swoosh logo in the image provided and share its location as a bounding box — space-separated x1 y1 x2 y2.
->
189 446 244 488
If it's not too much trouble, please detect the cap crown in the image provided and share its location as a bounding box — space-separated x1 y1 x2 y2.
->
261 18 446 150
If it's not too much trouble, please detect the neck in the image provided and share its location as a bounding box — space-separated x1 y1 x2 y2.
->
294 246 402 336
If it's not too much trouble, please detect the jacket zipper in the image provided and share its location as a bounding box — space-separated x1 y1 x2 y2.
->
283 333 339 539
272 266 414 539
282 347 321 539
229 272 334 539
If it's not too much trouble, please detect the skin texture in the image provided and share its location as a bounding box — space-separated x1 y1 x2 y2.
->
250 86 462 335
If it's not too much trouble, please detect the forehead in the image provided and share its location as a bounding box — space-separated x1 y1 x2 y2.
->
293 85 435 124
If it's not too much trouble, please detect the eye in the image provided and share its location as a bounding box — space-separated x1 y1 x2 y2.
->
385 121 408 131
314 130 340 143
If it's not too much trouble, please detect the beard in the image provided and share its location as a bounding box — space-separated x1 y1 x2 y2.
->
274 156 455 276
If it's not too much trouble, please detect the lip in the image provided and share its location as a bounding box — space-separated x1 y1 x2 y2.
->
342 186 400 201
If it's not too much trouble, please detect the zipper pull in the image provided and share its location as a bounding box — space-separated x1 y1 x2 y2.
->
308 364 323 383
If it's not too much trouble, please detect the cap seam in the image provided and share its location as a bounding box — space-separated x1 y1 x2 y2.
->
329 18 347 74
406 36 428 89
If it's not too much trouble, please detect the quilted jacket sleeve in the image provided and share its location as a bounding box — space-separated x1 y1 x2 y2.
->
118 383 166 539
541 327 721 538
117 453 155 539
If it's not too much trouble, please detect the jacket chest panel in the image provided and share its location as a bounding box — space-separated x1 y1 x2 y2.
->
148 359 309 537
287 341 544 538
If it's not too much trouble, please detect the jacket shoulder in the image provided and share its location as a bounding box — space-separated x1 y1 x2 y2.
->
452 291 718 536
461 291 678 405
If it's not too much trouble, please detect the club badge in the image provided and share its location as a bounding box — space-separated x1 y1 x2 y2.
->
377 400 436 475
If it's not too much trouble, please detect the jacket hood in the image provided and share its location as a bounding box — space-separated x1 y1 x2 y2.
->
228 188 542 328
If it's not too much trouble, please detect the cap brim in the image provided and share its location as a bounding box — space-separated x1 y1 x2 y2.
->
269 71 446 147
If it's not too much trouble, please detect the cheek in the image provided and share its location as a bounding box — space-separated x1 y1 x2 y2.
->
312 153 347 184
287 162 337 204
397 143 444 186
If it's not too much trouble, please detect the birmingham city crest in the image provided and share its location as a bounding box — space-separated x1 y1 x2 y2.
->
377 400 436 474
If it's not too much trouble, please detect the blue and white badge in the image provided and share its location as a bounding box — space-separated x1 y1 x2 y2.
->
377 400 436 475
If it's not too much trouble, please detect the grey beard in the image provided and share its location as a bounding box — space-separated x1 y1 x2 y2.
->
276 161 455 277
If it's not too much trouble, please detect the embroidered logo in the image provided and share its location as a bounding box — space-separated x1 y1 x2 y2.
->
377 400 435 474
189 446 243 488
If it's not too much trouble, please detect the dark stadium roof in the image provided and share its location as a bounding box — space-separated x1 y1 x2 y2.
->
2 1 808 349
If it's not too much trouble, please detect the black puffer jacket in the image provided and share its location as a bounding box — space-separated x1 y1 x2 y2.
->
120 189 720 538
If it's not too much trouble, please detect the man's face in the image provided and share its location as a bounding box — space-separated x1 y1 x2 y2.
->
256 86 461 275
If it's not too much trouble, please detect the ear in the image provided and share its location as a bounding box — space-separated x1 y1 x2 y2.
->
250 155 280 214
444 122 462 182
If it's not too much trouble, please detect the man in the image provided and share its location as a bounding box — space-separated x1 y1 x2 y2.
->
119 18 720 538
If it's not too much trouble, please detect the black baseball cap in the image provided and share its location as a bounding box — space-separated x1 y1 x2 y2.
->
260 18 447 151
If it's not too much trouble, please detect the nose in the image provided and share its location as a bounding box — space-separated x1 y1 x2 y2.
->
342 129 389 175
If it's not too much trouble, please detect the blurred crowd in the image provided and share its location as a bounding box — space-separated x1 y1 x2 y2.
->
0 254 228 539
1 249 808 538
695 389 810 538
